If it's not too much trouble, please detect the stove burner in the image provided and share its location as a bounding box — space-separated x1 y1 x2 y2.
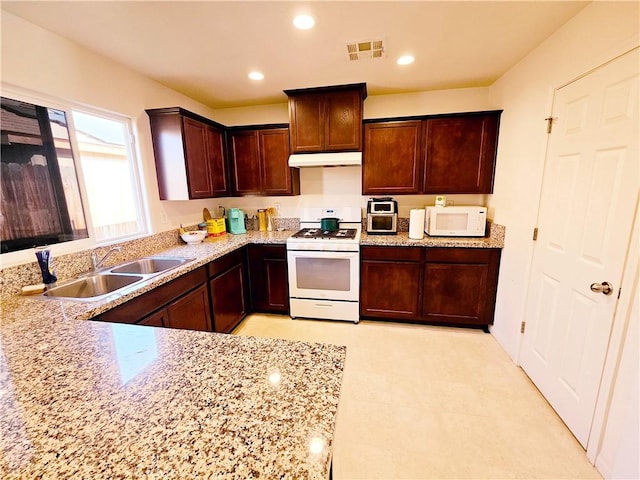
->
292 228 357 240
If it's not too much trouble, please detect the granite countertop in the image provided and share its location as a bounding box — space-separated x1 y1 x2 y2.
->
1 229 346 478
360 223 505 248
1 231 293 326
0 224 504 477
0 226 504 326
0 313 345 478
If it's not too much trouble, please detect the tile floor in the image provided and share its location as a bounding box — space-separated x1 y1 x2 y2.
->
233 314 602 479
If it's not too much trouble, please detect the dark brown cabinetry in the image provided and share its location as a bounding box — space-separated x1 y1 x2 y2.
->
146 108 229 200
362 121 423 195
360 246 501 327
285 83 367 153
362 111 501 195
208 249 248 333
228 127 299 196
423 114 499 193
98 267 212 331
360 247 422 320
247 244 289 314
423 248 501 326
165 284 212 330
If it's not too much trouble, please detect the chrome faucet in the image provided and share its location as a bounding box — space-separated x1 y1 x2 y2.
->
91 246 122 270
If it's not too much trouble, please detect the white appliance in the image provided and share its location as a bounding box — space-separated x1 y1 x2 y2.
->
288 151 362 167
286 207 361 323
424 205 487 237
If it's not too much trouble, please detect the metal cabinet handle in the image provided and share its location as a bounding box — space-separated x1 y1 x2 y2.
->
590 281 613 296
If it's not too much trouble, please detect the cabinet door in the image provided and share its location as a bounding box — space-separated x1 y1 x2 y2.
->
183 117 216 199
166 283 212 331
100 268 208 324
229 130 262 195
137 308 167 327
247 245 289 313
422 248 500 325
423 113 499 194
210 263 247 333
360 246 422 320
259 129 298 195
324 89 363 151
206 125 230 197
288 93 324 153
363 121 423 195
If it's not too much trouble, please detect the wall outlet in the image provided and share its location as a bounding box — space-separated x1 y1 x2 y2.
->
275 203 281 215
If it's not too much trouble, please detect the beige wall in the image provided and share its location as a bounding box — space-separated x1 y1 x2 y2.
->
487 4 639 476
210 87 491 220
1 9 491 263
1 11 222 266
486 1 639 361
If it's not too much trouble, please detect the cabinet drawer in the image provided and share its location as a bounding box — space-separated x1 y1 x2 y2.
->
254 244 287 260
208 249 244 278
361 246 422 262
101 267 207 322
425 248 496 263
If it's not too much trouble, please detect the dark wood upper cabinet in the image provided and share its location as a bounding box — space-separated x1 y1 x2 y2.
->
362 111 501 195
260 129 298 195
146 107 229 200
363 121 423 195
288 93 323 152
285 83 367 154
228 127 299 196
423 113 499 194
229 129 262 195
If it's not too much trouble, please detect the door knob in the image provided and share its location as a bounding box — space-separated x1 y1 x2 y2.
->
590 281 613 295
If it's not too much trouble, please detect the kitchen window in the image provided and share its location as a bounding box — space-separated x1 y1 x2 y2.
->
0 93 147 255
71 110 146 242
1 97 88 253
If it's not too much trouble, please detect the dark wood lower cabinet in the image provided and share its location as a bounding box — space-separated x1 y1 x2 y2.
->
137 308 168 327
98 267 212 331
422 248 500 326
360 246 501 327
165 283 212 331
247 244 289 314
209 264 247 333
360 246 422 320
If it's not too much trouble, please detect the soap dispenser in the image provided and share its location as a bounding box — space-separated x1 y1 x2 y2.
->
35 246 57 285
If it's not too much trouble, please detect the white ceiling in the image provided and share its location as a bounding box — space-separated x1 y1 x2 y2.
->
2 1 589 109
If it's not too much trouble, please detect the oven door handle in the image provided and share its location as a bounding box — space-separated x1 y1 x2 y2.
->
287 250 359 260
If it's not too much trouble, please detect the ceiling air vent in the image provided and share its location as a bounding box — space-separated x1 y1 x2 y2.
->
347 39 384 61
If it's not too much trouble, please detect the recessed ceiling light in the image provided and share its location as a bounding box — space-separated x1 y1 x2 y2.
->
248 71 264 81
397 55 415 65
293 14 315 30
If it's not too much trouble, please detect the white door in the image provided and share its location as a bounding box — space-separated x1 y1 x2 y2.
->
520 49 639 447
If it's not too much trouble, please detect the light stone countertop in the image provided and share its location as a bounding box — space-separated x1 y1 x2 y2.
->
1 230 346 479
0 226 504 478
0 314 345 479
360 222 505 249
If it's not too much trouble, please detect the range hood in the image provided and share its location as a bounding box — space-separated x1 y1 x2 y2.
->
288 151 362 168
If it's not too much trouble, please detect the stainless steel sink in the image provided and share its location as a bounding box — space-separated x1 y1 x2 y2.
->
42 256 195 301
109 257 190 275
44 273 144 300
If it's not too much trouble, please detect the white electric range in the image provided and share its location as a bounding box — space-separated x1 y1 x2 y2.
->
286 207 361 323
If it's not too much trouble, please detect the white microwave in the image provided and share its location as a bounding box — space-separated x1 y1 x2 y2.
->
424 206 487 237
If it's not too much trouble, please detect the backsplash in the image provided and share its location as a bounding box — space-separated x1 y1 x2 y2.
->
0 229 182 299
0 218 300 299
